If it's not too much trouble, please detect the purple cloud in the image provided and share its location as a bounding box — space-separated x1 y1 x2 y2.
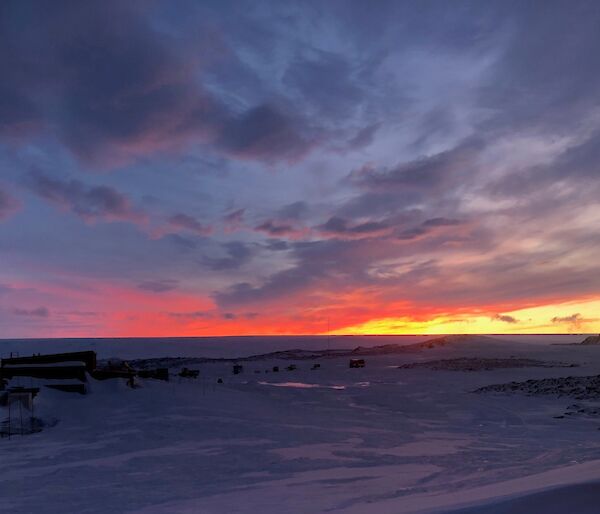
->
317 216 390 239
168 214 212 236
203 241 253 271
13 306 49 317
27 172 145 223
0 188 20 221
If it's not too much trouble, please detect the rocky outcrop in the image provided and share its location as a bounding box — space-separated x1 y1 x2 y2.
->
474 374 600 400
579 335 600 345
399 357 576 372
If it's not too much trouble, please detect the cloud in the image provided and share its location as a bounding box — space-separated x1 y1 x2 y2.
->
168 310 213 320
316 216 390 239
13 306 49 317
0 284 14 294
349 138 484 192
338 138 486 220
283 48 369 124
203 241 253 271
551 313 585 329
396 217 464 241
277 201 309 221
494 314 519 324
0 2 320 167
263 239 290 251
218 104 315 163
422 217 461 228
27 171 145 223
163 234 198 251
0 188 20 221
223 208 245 232
138 279 179 293
168 213 212 236
348 123 380 149
255 220 308 239
214 238 370 308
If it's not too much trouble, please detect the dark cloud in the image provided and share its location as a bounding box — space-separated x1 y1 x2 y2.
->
13 306 49 317
254 220 305 238
203 241 253 271
218 104 314 163
396 226 429 241
214 238 374 308
422 217 461 228
317 216 389 238
263 239 290 251
551 313 582 325
494 314 519 324
337 138 486 222
27 171 145 223
349 138 484 192
138 279 179 293
0 1 320 166
168 213 212 236
396 218 463 241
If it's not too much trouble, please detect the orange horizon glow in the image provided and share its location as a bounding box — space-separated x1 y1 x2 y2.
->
2 274 597 338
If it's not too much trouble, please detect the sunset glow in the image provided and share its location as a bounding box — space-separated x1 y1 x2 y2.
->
1 2 599 338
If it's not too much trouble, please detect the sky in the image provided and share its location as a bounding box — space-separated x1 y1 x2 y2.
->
1 0 599 338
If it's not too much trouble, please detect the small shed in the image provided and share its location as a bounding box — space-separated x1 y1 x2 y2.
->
233 364 244 375
349 359 365 368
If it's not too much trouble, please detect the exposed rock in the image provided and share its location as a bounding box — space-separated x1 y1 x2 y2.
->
580 335 600 345
474 374 600 400
398 357 577 372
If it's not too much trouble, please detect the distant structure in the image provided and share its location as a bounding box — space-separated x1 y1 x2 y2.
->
0 350 170 396
0 350 171 437
233 364 244 375
286 364 297 371
349 359 365 368
0 350 96 395
311 363 321 370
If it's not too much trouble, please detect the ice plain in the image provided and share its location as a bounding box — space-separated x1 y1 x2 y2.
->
2 334 600 513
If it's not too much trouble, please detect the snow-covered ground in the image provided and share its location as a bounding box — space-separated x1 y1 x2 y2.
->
2 335 600 513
